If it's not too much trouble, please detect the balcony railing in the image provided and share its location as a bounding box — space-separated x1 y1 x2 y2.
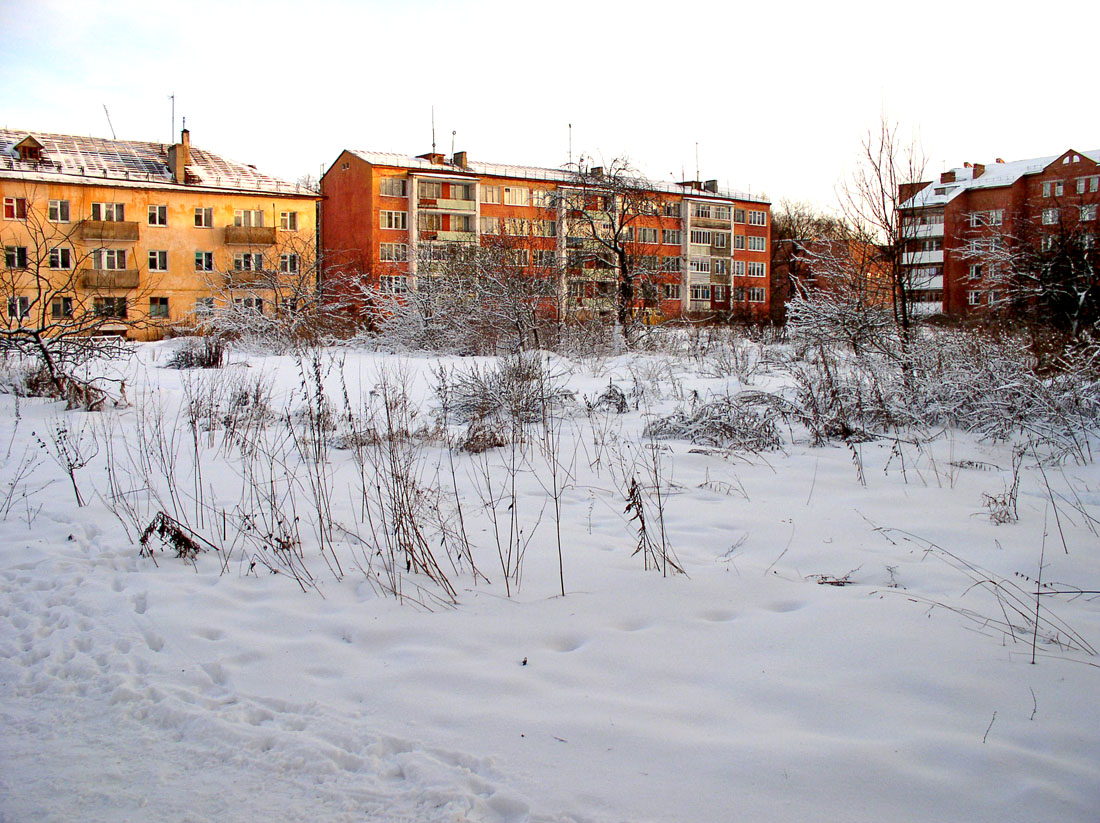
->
81 268 140 289
224 226 277 246
80 221 140 242
902 250 944 265
419 198 476 212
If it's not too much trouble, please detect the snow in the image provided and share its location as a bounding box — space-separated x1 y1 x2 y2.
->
1 341 1098 822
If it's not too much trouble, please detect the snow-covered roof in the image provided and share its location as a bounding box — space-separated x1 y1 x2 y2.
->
346 149 770 205
0 128 314 197
901 149 1100 210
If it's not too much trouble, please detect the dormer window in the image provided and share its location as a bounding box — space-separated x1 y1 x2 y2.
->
14 136 45 163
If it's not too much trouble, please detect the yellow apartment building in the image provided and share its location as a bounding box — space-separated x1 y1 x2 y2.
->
1 128 319 340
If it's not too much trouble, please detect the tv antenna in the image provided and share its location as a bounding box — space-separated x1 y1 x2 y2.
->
431 105 436 154
169 94 175 140
103 104 116 139
451 130 456 157
568 123 572 166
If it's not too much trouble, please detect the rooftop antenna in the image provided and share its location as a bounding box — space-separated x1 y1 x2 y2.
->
451 130 456 157
103 104 116 140
169 94 175 141
568 123 572 167
695 142 699 183
431 106 436 154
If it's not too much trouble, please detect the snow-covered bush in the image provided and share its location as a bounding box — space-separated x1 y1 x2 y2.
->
643 392 783 452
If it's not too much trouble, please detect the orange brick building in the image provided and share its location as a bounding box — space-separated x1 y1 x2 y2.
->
899 148 1099 317
321 149 771 322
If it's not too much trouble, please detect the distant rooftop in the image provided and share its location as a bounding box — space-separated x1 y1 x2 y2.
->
0 128 314 197
346 150 770 205
901 148 1100 209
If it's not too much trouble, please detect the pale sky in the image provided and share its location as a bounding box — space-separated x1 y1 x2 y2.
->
2 0 1096 211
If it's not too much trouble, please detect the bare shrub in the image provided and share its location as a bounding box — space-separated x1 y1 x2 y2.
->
643 393 783 452
166 336 227 370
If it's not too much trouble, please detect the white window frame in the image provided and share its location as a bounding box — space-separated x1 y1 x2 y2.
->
968 290 983 306
747 287 766 303
747 261 766 278
280 253 300 273
748 210 767 226
233 252 264 271
379 243 408 263
380 178 407 197
662 229 681 246
479 216 500 235
690 284 711 302
149 296 170 319
1080 204 1097 221
1042 208 1059 225
689 257 711 274
8 296 30 319
380 275 408 294
195 251 215 271
195 207 214 228
481 185 501 205
380 210 408 230
733 260 746 276
148 250 169 272
49 247 72 270
663 283 681 300
503 186 530 206
91 202 125 221
690 229 712 245
48 199 70 223
94 249 127 270
148 204 168 226
418 180 443 199
233 209 264 228
747 235 766 252
280 211 299 230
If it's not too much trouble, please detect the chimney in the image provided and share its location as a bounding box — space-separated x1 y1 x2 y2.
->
590 166 603 178
940 170 956 184
453 150 468 169
417 152 445 165
703 179 718 193
972 163 985 179
996 158 1005 164
168 128 190 184
963 162 972 169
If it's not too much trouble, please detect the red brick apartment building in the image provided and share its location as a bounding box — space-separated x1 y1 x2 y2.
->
899 147 1100 317
321 150 771 322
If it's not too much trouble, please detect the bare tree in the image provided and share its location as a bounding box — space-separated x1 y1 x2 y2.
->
839 118 928 337
1 182 155 402
551 159 671 342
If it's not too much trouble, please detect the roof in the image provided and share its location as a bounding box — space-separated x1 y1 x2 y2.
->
901 149 1100 210
0 128 315 198
345 149 770 205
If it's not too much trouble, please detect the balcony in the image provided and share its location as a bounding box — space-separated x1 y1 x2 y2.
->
224 225 277 246
429 231 476 243
80 221 139 242
226 270 272 288
902 250 943 265
691 216 732 230
81 268 140 289
909 274 944 290
418 198 476 212
905 222 944 239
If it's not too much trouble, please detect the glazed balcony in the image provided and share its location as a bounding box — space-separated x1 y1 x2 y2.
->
418 197 476 212
902 250 944 265
224 226 277 246
81 268 140 289
80 221 139 242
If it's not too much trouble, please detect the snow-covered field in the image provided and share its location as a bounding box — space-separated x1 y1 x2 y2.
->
2 338 1098 823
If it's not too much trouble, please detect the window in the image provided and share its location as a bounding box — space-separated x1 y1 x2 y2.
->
49 199 70 223
1076 176 1100 194
195 251 214 271
379 275 408 293
51 297 73 318
734 286 745 302
690 229 712 246
1043 181 1064 197
712 285 727 301
690 284 711 301
379 243 408 262
713 232 729 249
506 249 529 267
662 229 681 245
91 202 125 221
4 197 28 220
234 252 264 271
49 247 72 269
748 210 767 226
968 291 983 306
7 296 29 319
93 249 127 270
733 234 746 250
733 260 746 276
148 205 167 226
662 201 681 218
234 209 264 227
380 177 407 197
148 250 168 271
968 263 983 280
1042 208 1060 225
380 210 408 230
504 217 528 235
481 185 501 205
418 180 442 199
970 209 1004 227
692 203 712 219
747 236 766 252
194 207 213 228
733 208 746 224
480 216 500 234
532 189 555 208
639 227 659 244
533 249 557 267
149 297 169 318
419 213 442 232
451 183 473 201
279 253 299 274
663 283 681 300
1083 234 1096 250
234 297 264 314
280 211 299 230
747 261 766 278
661 256 681 273
1080 205 1097 221
503 187 529 206
714 206 731 221
747 287 766 303
689 257 711 274
712 258 729 276
193 297 214 316
533 219 557 238
94 297 127 318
